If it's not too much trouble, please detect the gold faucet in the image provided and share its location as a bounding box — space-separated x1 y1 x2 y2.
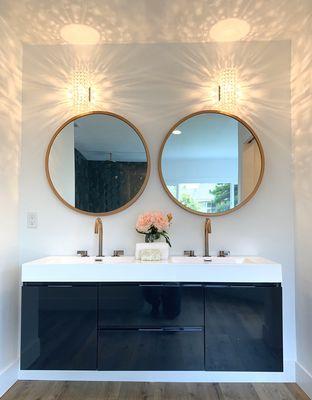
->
204 218 212 257
94 217 103 257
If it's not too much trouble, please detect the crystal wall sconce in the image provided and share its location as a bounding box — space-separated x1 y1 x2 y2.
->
218 68 238 112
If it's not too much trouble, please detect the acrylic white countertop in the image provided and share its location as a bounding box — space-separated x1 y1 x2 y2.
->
21 255 282 283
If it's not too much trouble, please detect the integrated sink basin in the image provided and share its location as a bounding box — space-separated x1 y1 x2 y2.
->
21 255 282 284
42 255 137 264
170 256 258 264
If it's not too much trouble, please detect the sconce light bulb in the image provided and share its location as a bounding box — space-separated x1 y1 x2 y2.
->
68 65 94 113
218 68 238 112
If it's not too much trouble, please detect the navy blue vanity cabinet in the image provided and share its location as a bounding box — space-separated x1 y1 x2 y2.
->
204 283 283 372
98 283 204 327
20 281 283 372
21 283 97 370
98 283 205 370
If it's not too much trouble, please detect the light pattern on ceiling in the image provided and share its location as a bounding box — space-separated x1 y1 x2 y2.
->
0 0 310 44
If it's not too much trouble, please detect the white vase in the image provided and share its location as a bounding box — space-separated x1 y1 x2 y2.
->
135 242 169 260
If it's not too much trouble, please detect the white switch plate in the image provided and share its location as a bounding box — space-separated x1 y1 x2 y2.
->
27 212 38 229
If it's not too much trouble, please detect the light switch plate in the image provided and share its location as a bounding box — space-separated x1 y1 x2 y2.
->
27 212 38 229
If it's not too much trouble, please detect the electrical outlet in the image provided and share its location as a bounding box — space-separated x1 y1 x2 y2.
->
27 212 38 229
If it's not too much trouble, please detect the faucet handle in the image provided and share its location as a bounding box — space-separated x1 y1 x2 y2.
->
77 250 88 257
113 250 124 257
184 250 195 257
218 250 230 257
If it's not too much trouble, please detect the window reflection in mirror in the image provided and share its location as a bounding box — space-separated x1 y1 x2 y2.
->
47 112 150 215
160 112 263 216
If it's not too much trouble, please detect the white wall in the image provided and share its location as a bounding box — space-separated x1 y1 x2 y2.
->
292 14 312 398
20 41 296 376
0 17 22 397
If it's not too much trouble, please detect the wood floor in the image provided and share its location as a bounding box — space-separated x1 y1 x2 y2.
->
1 381 310 400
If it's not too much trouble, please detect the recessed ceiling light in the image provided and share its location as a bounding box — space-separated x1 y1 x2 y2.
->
172 130 182 135
210 18 250 42
60 24 100 45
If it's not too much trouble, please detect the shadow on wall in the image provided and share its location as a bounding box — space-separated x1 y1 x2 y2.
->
0 0 310 44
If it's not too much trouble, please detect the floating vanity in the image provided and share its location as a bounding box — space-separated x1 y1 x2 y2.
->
21 256 283 375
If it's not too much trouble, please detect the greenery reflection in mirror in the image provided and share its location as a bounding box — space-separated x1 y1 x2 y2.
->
159 111 264 216
46 112 150 215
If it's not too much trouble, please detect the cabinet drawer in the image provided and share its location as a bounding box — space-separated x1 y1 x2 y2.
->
99 283 204 327
98 328 204 370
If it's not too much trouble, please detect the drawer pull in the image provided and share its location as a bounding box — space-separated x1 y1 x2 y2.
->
139 284 180 288
138 327 203 333
163 327 203 332
47 285 73 288
138 328 164 332
139 284 162 287
181 284 203 287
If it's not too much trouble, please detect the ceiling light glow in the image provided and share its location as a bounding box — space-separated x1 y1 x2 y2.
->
210 18 250 42
60 24 100 45
172 130 182 135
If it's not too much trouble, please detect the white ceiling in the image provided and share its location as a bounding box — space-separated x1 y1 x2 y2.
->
0 0 310 44
163 113 244 160
73 113 147 161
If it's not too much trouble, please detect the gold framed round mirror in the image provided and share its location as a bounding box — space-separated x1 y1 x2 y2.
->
46 111 151 216
159 110 264 217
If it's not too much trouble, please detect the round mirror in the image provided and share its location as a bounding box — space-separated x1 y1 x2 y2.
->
159 111 264 216
46 111 150 215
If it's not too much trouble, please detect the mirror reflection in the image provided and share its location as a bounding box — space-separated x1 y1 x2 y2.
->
47 112 149 215
160 112 263 215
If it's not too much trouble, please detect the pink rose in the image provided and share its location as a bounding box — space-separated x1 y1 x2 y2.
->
152 211 169 231
136 212 153 233
136 211 172 233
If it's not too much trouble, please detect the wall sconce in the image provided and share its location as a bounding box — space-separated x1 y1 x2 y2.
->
68 65 93 114
218 68 238 112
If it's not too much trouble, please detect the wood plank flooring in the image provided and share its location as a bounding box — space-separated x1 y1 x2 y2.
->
1 381 310 400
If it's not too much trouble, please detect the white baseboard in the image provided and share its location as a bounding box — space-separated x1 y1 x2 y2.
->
0 360 18 397
18 359 295 383
296 362 312 399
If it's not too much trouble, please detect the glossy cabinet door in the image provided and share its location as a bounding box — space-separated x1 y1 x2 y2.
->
99 283 204 328
205 284 283 372
21 284 97 370
98 328 204 370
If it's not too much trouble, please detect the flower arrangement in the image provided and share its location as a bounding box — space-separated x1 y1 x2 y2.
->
136 211 173 247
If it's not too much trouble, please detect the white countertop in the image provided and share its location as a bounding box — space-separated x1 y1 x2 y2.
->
21 256 282 283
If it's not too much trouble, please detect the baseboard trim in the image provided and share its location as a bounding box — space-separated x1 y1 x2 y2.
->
296 362 312 399
0 360 18 397
18 359 295 383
